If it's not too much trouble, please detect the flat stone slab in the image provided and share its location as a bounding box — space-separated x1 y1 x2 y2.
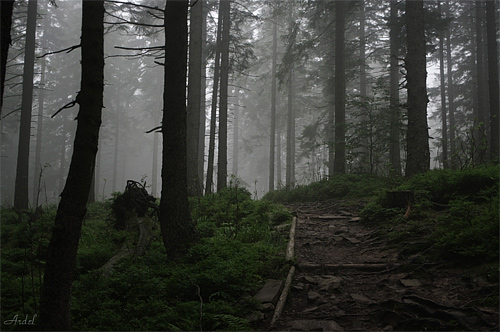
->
254 279 284 305
400 279 421 287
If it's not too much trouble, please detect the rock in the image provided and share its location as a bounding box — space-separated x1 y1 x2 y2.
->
318 276 343 291
400 279 421 287
334 227 348 234
350 293 371 303
292 282 305 291
345 237 361 244
289 319 344 331
245 311 265 323
339 210 353 216
302 306 320 313
260 303 275 312
304 275 320 283
307 291 322 302
254 279 284 305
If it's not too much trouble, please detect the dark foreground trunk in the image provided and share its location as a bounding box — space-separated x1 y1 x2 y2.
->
160 0 198 256
39 1 104 330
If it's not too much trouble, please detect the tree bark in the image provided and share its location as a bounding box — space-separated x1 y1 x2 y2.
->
485 0 499 163
389 0 401 175
217 0 231 192
474 0 487 165
58 116 68 194
33 24 47 206
198 2 208 191
14 0 37 209
405 0 430 176
269 18 277 191
205 1 223 195
438 1 448 169
286 66 295 190
232 103 239 176
358 0 369 172
0 0 15 115
160 0 198 256
187 0 204 197
151 114 159 197
39 1 104 329
333 0 346 175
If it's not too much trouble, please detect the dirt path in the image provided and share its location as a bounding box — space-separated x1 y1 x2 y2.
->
269 200 498 331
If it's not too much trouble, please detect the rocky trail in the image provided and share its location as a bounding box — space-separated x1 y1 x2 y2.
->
265 200 499 331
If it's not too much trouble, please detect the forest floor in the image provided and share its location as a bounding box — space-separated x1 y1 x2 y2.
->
266 199 499 331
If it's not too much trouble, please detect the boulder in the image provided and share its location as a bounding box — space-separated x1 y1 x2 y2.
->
253 279 284 305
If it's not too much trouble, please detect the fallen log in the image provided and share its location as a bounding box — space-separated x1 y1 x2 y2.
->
285 217 297 261
271 265 296 326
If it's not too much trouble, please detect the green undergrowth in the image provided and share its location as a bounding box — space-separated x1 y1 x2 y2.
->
263 173 396 203
1 186 292 331
360 165 499 271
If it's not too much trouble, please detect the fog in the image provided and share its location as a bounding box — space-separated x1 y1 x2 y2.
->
1 0 495 206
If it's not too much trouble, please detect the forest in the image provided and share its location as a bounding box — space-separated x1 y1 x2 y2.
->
0 0 499 331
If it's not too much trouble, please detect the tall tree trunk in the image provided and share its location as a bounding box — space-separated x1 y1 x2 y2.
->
160 0 198 256
269 18 277 191
205 2 223 195
96 141 102 199
187 0 203 197
152 120 159 197
58 116 67 194
389 0 401 175
88 168 96 203
232 104 238 176
39 1 104 329
286 66 295 190
474 0 487 164
112 109 120 192
446 0 457 168
1 0 15 115
438 1 448 169
359 0 369 172
333 0 346 175
14 0 37 209
277 113 282 187
485 0 499 163
33 27 47 205
198 2 208 191
217 0 231 192
405 0 430 176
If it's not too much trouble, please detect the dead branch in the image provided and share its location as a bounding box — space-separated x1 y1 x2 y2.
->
51 100 77 118
105 0 164 12
114 45 164 51
38 44 81 58
145 125 162 134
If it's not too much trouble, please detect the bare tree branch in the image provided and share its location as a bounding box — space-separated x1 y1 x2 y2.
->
38 44 81 58
105 0 164 12
145 125 162 133
51 100 77 118
115 45 164 51
105 10 163 27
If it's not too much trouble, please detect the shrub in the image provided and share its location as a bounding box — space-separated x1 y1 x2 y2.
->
263 174 392 203
433 197 499 262
398 165 499 204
